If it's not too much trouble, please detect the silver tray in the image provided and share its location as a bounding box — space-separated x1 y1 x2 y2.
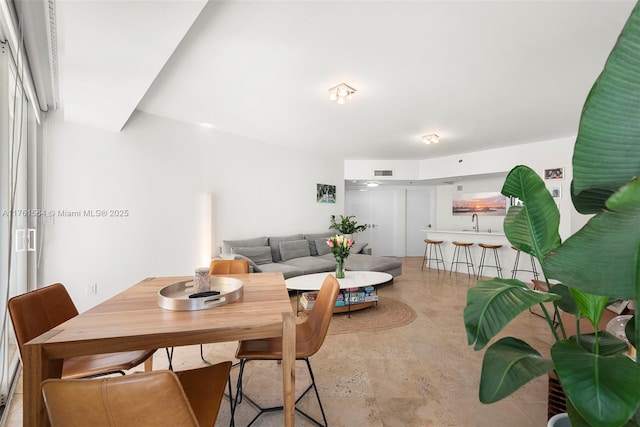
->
158 276 244 311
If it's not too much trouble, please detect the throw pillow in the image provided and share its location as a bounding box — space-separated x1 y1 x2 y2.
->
314 237 332 256
304 231 338 256
232 246 273 265
230 254 261 273
268 234 304 262
279 239 311 261
351 241 368 254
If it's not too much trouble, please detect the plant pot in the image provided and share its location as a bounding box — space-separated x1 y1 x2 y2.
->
547 413 570 427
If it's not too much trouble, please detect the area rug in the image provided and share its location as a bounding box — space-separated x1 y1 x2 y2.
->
291 296 417 335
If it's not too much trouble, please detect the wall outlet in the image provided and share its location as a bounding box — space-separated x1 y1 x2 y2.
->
86 283 97 295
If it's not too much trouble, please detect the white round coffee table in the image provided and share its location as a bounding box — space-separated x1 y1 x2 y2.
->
286 271 393 316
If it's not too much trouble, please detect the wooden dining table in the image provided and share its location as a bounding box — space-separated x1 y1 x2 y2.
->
22 273 296 427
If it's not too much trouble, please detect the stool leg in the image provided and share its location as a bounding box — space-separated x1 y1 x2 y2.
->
449 245 459 276
493 248 503 278
477 248 486 279
436 244 445 273
422 243 428 271
511 250 521 279
530 255 539 280
428 244 434 270
464 246 475 278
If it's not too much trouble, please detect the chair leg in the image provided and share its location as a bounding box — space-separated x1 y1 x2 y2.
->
234 358 328 427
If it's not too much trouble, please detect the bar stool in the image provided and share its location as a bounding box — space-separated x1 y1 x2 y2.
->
422 239 446 272
450 241 475 278
477 243 503 279
511 246 540 280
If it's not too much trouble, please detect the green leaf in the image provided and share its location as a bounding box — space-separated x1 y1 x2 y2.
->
501 166 561 261
464 278 561 350
544 179 640 299
572 3 640 213
569 288 610 331
479 337 553 403
549 283 578 315
552 340 640 427
575 332 630 356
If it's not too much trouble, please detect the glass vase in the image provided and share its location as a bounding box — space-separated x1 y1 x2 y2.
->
335 259 345 279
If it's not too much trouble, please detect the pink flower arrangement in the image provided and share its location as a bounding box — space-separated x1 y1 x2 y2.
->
326 235 353 261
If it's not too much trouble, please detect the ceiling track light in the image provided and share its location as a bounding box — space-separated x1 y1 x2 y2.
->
422 134 440 145
328 83 356 104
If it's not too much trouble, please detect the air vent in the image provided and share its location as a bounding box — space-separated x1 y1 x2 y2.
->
374 170 393 177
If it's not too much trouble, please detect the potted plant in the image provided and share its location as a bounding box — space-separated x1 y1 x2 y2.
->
464 4 640 426
329 215 367 235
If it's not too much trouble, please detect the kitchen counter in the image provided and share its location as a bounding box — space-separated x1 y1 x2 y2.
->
420 229 505 236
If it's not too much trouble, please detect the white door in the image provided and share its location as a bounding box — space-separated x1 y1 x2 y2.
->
346 189 403 257
405 188 436 256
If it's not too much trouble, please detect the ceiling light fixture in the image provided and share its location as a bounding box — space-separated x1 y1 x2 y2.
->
328 83 356 104
422 134 440 145
366 181 379 188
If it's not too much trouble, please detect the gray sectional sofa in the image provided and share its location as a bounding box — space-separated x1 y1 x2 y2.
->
222 231 402 279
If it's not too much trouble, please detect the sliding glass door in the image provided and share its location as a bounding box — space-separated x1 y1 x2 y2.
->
0 40 34 408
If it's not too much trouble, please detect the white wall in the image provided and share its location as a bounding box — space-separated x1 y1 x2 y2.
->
39 110 344 311
346 137 590 239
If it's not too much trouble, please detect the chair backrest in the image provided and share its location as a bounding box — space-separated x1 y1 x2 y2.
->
209 259 250 275
174 361 232 427
297 275 340 357
42 370 199 427
8 283 79 361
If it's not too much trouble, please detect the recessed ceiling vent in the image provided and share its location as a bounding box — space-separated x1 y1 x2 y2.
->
374 170 393 177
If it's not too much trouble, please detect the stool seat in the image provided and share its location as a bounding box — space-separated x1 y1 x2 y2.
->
479 243 502 250
477 243 503 279
450 242 475 278
422 239 445 272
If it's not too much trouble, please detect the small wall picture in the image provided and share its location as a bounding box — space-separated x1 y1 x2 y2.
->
549 187 561 199
544 167 564 180
316 184 336 203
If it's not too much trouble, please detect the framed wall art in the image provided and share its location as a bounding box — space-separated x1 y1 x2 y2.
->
544 167 564 180
452 192 507 216
316 184 336 203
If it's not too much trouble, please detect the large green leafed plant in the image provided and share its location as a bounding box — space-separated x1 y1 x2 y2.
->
464 3 640 426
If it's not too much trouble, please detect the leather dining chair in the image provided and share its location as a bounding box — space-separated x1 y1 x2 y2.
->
8 283 156 379
42 362 233 427
209 259 251 275
233 274 340 427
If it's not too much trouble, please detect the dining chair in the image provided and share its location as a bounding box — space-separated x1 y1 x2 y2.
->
192 259 251 364
8 283 156 379
233 274 340 427
209 259 251 275
42 363 232 427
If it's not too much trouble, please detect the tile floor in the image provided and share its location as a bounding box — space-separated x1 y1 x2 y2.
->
3 257 555 426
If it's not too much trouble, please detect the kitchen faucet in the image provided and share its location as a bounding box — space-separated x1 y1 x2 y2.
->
471 213 479 232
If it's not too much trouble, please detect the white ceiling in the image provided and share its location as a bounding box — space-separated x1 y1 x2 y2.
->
51 0 636 161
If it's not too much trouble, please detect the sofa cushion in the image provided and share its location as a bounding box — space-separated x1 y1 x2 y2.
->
351 241 368 254
257 262 305 279
268 234 304 263
222 237 268 254
344 253 402 273
314 237 331 256
279 240 311 261
282 256 336 274
304 231 338 256
232 246 273 265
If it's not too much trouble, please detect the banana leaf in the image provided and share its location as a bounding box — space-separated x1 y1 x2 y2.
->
479 337 553 403
552 340 640 427
464 278 560 351
544 179 640 299
501 165 561 260
572 2 640 214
